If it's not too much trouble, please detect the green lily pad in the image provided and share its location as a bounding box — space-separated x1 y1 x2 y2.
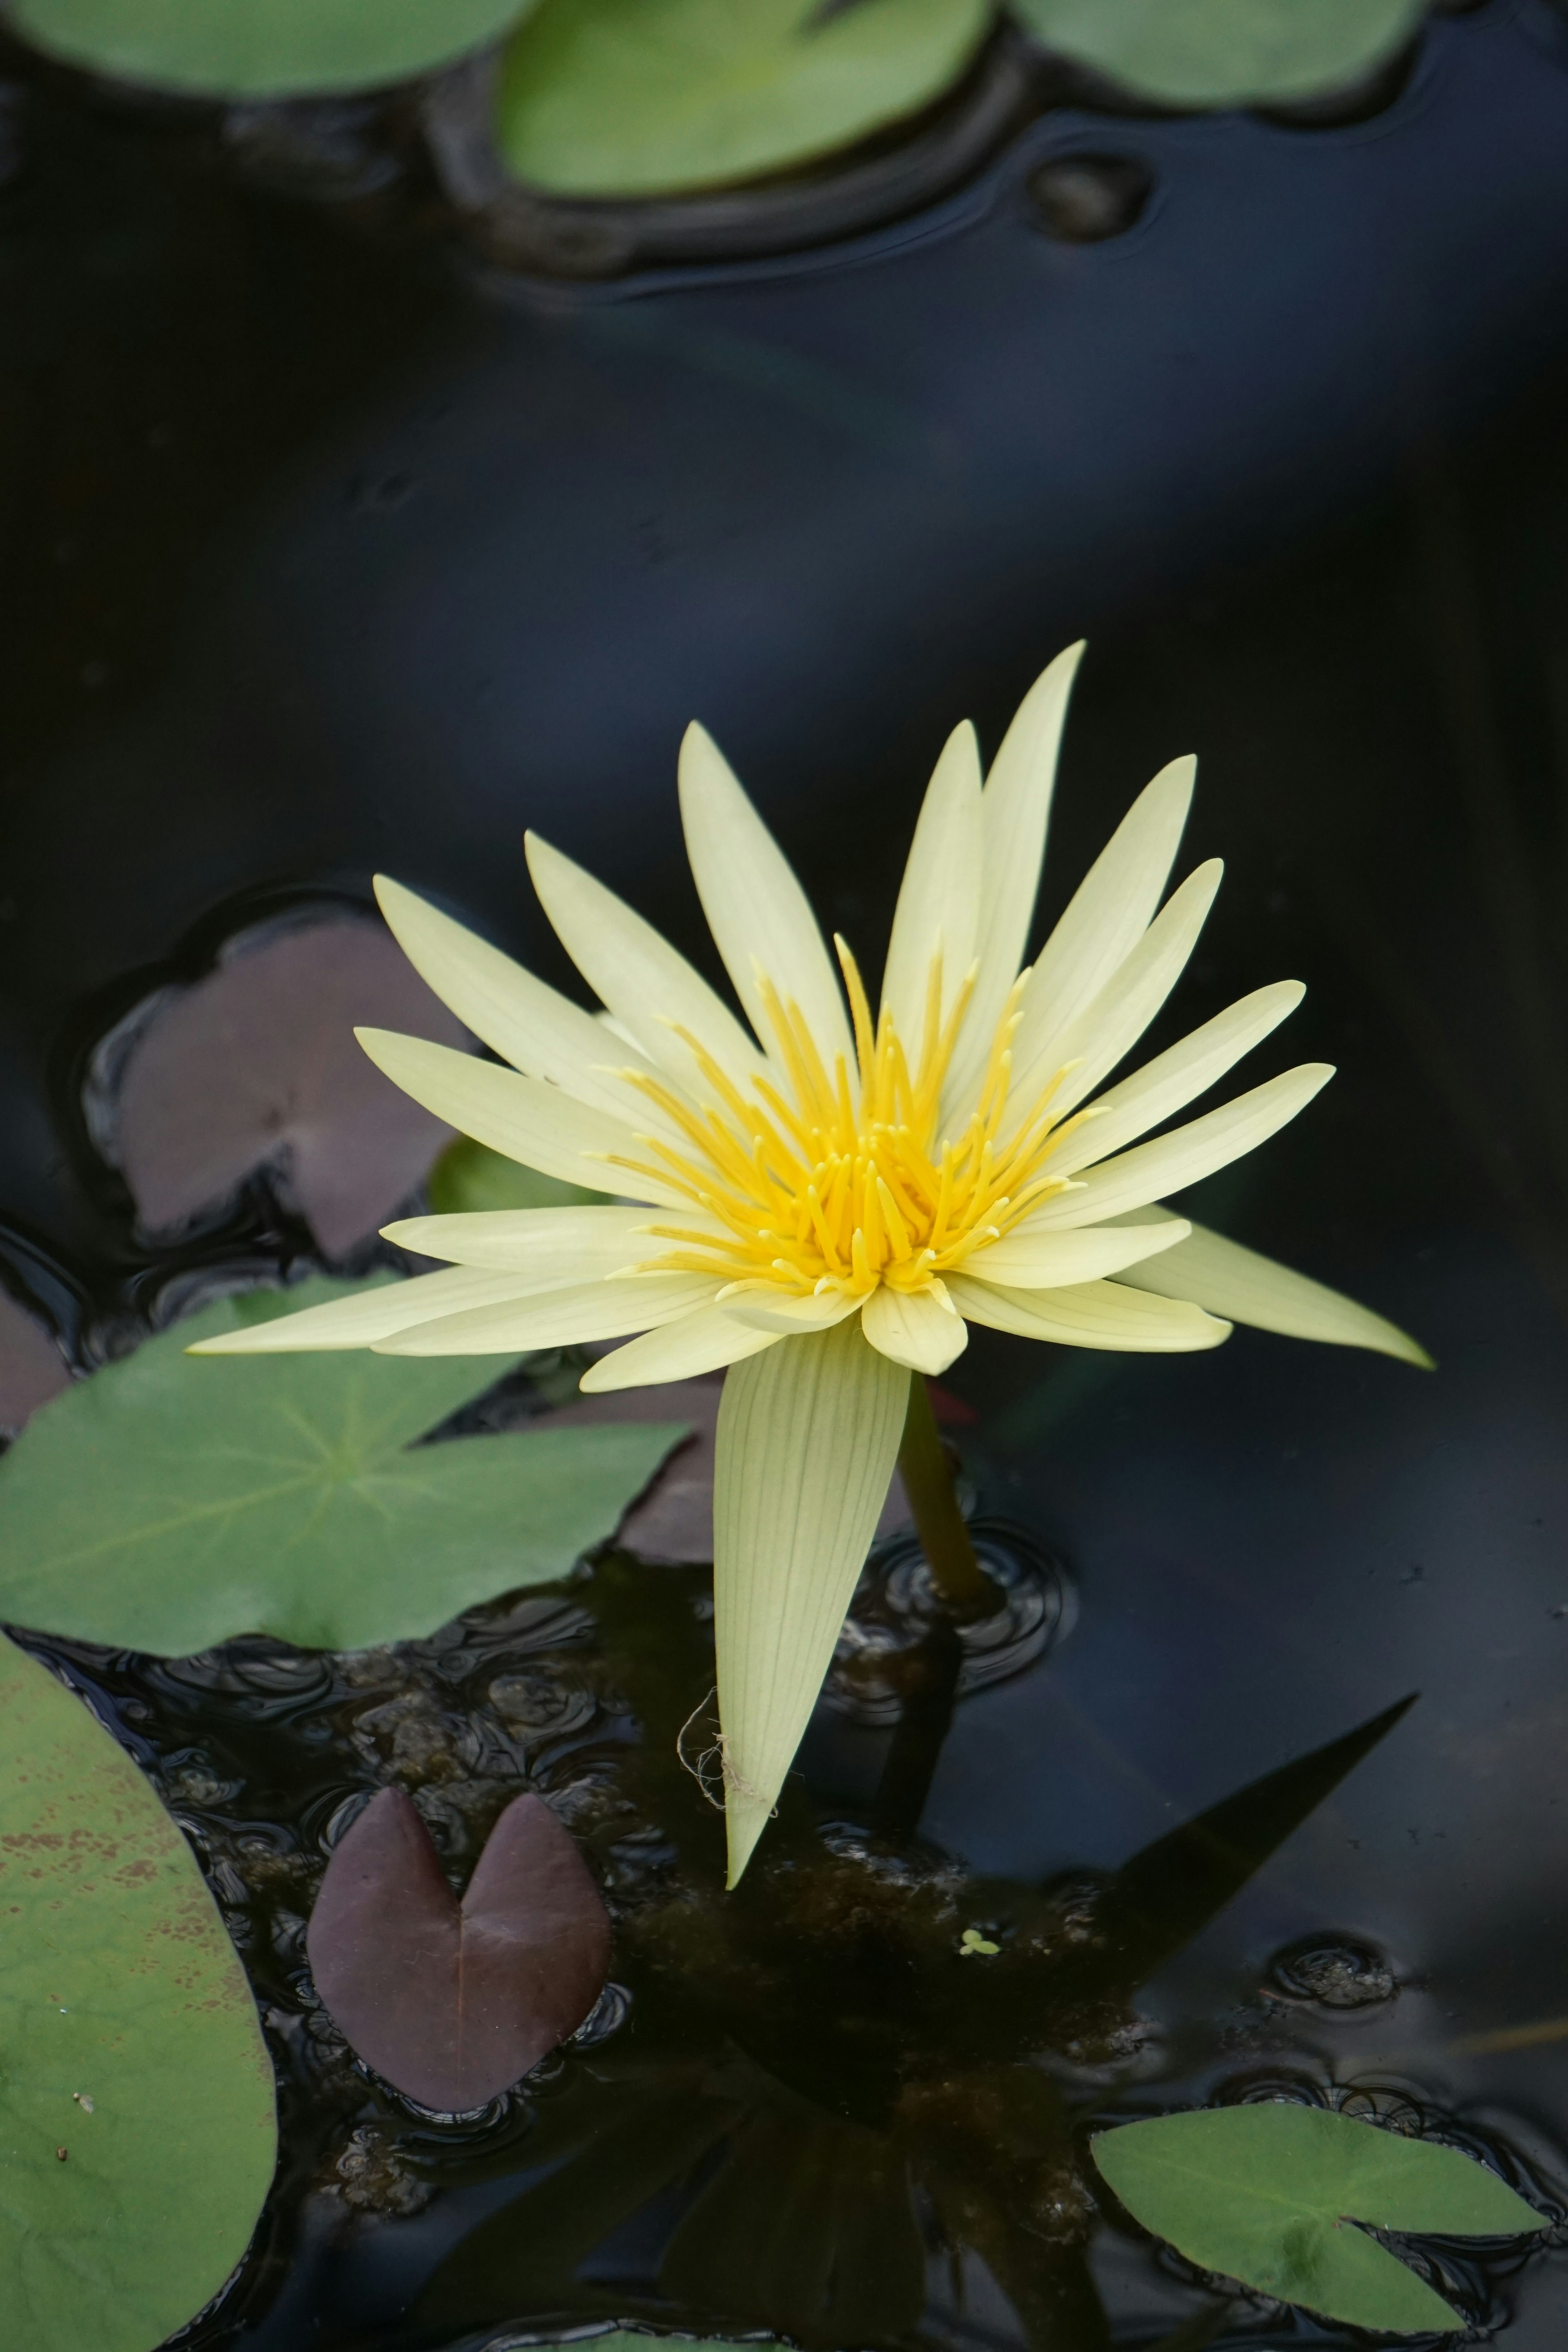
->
0 1280 684 1654
1011 0 1424 107
496 0 993 198
0 1628 276 2351
1092 2103 1548 2334
428 1134 602 1216
6 0 539 99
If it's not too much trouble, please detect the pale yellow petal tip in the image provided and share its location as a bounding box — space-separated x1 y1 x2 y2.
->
724 1791 775 1889
1392 1330 1437 1371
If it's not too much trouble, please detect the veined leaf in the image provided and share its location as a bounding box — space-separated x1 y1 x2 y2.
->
6 0 539 98
714 1318 909 1884
0 1279 685 1653
0 1629 276 2350
496 0 993 199
427 1134 602 1216
1011 0 1423 108
1093 2104 1547 2334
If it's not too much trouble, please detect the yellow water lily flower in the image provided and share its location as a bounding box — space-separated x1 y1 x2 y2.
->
194 644 1426 1882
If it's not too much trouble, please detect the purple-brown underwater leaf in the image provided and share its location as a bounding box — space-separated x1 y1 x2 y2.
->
0 1290 68 1431
307 1788 610 2109
103 916 468 1256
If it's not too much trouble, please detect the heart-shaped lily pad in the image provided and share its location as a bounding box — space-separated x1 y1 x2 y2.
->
0 1629 276 2351
308 1787 610 2108
1092 2103 1548 2334
96 916 469 1258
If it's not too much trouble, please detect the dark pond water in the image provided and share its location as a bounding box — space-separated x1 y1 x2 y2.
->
7 4 1568 2345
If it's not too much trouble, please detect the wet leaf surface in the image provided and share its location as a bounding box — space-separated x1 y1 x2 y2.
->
1012 0 1423 107
101 918 469 1257
307 1785 610 2108
8 0 538 98
0 1278 686 1652
0 1628 276 2352
1091 2103 1548 2334
496 0 992 198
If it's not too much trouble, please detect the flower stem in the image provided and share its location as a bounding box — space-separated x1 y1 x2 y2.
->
897 1374 996 1617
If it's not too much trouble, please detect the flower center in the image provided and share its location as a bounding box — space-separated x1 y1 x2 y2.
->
607 941 1087 1305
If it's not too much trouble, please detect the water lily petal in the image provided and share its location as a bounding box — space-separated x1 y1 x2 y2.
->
526 831 767 1093
714 1319 909 1882
1025 1062 1334 1229
1046 980 1307 1178
860 1283 968 1373
721 1288 861 1335
880 720 982 1049
949 1273 1229 1350
188 1267 543 1353
355 1028 688 1207
946 639 1084 1106
965 1216 1190 1288
1109 1212 1433 1365
679 722 855 1083
582 1302 782 1390
1010 754 1196 1089
373 1273 722 1356
373 878 680 1134
383 1203 682 1276
1026 859 1224 1124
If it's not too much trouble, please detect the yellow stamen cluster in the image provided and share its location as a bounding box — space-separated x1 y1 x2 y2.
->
606 940 1087 1305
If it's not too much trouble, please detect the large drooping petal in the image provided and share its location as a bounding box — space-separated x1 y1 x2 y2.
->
1025 859 1223 1125
382 1203 684 1277
580 1303 781 1391
713 1320 909 1884
354 1028 688 1207
526 831 768 1093
1023 1063 1333 1230
861 1282 967 1373
1107 1210 1434 1365
372 1272 722 1356
964 1216 1191 1288
880 721 982 1049
1005 755 1196 1101
1044 981 1307 1179
946 640 1085 1108
678 722 855 1084
187 1266 547 1354
947 1273 1229 1350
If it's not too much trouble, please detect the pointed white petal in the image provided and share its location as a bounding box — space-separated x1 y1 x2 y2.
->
1023 1063 1333 1229
187 1267 541 1353
714 1321 909 1883
880 721 982 1049
381 1203 681 1276
580 1303 781 1391
678 722 855 1085
372 1272 721 1357
1013 860 1223 1128
1045 981 1307 1179
354 1028 687 1208
1109 1213 1433 1366
947 641 1084 1104
948 1273 1229 1351
720 1287 861 1336
526 831 767 1094
964 1216 1190 1288
1005 755 1196 1102
372 878 675 1132
860 1283 969 1374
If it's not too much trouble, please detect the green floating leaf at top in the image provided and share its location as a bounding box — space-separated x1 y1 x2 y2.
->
0 1628 276 2352
428 1133 603 1216
496 0 994 198
0 1279 685 1654
1010 0 1425 108
5 0 539 99
1092 2103 1548 2335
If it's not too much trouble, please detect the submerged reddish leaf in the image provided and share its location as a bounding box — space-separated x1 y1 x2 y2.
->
307 1788 610 2109
103 916 468 1256
0 1292 68 1431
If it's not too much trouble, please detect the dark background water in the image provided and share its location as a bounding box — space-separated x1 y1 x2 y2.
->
6 2 1568 2343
